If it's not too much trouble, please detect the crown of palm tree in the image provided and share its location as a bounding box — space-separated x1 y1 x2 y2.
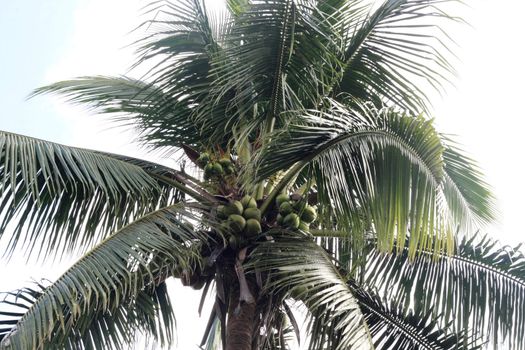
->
0 1 523 350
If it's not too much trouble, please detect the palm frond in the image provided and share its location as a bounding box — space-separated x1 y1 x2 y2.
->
336 0 460 113
0 204 210 350
254 100 493 256
31 76 204 150
362 234 525 349
441 138 496 229
1 281 175 350
135 0 233 147
348 281 479 350
0 131 189 260
32 1 235 152
249 235 373 350
210 0 345 140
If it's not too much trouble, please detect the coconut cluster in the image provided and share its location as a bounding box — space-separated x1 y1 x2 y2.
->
197 152 235 180
275 193 317 232
218 195 262 249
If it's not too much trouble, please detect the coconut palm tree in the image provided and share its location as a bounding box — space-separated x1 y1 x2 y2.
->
1 0 524 349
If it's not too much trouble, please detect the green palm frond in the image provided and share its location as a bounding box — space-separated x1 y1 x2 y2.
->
441 139 496 229
32 1 234 152
211 0 344 139
255 100 493 256
0 204 210 350
1 282 175 350
249 235 373 350
136 0 233 147
348 281 480 350
32 77 203 150
0 131 192 260
362 234 525 349
335 0 459 113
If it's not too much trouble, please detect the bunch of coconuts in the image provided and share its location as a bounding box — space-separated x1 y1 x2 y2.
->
197 152 235 180
275 193 317 231
217 195 262 249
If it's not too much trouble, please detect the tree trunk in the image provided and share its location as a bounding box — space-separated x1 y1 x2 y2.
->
225 283 257 350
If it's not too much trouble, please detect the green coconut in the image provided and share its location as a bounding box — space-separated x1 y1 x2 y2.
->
224 165 235 175
212 162 224 175
275 193 290 207
204 163 214 179
217 205 227 219
232 200 244 214
228 214 246 233
276 214 284 225
197 152 210 167
224 201 243 216
219 157 232 168
245 218 262 236
298 221 310 232
241 195 257 209
283 213 300 229
300 206 317 223
279 201 294 216
243 207 261 221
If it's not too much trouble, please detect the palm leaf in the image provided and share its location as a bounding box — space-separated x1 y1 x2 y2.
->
249 235 373 350
335 0 460 114
362 234 525 349
0 204 210 350
348 281 479 350
441 138 496 229
136 0 234 147
211 0 344 140
32 77 204 150
255 100 493 256
0 131 190 260
1 281 175 350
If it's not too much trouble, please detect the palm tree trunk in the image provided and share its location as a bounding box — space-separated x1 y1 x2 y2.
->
225 284 257 350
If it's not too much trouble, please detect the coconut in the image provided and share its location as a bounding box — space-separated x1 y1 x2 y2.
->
217 205 227 219
275 193 290 207
243 207 261 221
204 163 214 179
283 213 300 229
279 201 294 216
224 165 235 175
298 221 310 232
212 162 224 175
229 235 239 250
219 157 232 168
228 214 246 233
245 218 262 236
300 205 317 223
197 152 210 167
223 201 243 216
241 195 257 209
232 200 244 214
276 214 284 225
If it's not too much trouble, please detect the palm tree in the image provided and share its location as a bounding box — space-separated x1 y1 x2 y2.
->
0 0 524 349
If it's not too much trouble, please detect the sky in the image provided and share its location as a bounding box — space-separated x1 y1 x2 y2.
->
0 0 524 349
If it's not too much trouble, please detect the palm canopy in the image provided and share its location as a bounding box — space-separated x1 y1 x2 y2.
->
1 0 521 349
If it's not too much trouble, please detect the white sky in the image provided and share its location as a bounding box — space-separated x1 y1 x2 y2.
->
1 0 525 349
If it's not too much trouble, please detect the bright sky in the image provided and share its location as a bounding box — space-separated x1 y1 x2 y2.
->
0 1 524 349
